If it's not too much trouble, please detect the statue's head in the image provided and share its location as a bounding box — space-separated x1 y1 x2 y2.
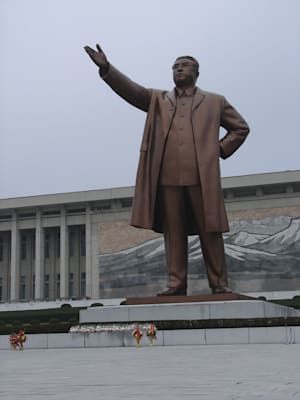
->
172 56 199 88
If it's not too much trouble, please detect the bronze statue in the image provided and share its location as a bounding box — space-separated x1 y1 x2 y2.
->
84 44 250 296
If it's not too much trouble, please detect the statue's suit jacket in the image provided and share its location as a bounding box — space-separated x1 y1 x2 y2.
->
102 65 250 234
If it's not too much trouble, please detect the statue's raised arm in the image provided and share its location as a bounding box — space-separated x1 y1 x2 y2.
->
84 43 151 111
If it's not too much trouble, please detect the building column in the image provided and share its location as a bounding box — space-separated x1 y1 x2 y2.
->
85 205 92 298
34 208 44 300
60 206 69 299
10 211 20 301
91 222 100 299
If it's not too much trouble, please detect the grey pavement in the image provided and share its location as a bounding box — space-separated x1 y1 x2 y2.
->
1 344 300 400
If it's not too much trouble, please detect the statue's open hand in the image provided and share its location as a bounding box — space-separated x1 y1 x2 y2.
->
84 44 109 72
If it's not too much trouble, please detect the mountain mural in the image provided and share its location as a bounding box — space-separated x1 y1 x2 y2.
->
99 216 300 296
249 218 300 255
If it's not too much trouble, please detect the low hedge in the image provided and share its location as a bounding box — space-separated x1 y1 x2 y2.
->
0 307 83 335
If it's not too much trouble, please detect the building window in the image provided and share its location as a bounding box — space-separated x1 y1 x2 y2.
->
56 273 60 299
32 274 35 299
0 237 3 261
20 275 26 299
44 274 49 299
32 236 35 260
69 232 74 257
21 235 27 260
80 230 86 257
69 272 74 298
45 234 50 258
80 272 86 298
56 232 60 258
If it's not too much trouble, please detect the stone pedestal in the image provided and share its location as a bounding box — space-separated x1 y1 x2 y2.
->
79 296 300 324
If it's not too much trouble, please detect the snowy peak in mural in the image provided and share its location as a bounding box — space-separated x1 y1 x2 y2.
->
224 231 268 246
252 218 300 254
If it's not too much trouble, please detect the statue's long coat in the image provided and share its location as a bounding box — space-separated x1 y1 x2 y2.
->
102 65 249 234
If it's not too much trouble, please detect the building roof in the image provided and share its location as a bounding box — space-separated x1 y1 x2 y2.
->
0 170 299 211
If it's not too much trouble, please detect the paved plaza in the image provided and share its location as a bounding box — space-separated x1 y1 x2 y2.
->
1 344 300 400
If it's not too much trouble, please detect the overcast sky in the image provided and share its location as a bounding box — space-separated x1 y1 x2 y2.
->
0 0 299 199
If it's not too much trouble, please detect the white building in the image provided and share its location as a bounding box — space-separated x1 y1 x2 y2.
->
0 170 299 303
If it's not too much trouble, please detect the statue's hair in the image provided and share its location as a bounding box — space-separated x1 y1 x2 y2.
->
174 56 199 73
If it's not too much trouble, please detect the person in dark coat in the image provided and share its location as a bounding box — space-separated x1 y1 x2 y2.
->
84 44 250 295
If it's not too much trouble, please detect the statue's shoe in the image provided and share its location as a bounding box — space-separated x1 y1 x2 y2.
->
211 286 232 294
157 287 187 296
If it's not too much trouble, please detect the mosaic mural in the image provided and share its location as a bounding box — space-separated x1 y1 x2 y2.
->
99 215 300 297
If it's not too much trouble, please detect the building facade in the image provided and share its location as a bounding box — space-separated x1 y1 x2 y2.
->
0 170 299 302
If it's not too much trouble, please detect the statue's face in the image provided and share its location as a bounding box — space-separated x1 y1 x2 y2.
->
172 57 198 87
